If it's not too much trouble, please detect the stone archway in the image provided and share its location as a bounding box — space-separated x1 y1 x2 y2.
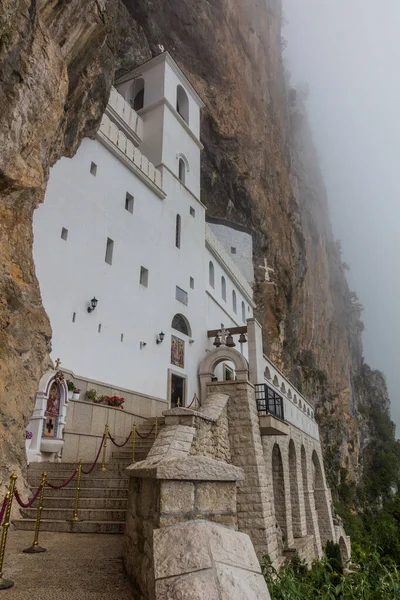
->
338 536 350 564
312 450 333 548
301 445 313 536
198 347 249 403
289 440 302 538
272 443 287 552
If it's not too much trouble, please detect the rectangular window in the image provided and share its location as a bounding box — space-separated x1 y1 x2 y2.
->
61 227 68 241
176 286 188 305
120 333 124 342
190 277 194 289
140 266 149 287
105 238 114 265
98 324 102 333
231 247 237 254
72 312 76 323
90 162 97 176
125 192 134 213
190 206 195 217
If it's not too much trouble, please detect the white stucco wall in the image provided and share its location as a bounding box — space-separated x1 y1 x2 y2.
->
207 221 254 283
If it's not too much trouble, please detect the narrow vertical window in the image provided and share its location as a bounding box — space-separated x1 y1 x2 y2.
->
90 162 97 176
175 214 181 248
221 276 226 301
140 266 149 287
125 192 134 213
190 277 194 289
232 290 237 314
105 238 114 265
98 324 102 333
72 312 76 323
120 334 124 342
209 261 215 288
190 206 195 217
241 301 246 323
178 158 186 184
61 227 68 241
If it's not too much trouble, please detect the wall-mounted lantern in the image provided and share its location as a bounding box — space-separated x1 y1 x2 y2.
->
156 332 165 345
87 297 98 313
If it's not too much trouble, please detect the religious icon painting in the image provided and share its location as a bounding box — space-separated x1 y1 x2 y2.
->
171 335 185 368
43 382 60 438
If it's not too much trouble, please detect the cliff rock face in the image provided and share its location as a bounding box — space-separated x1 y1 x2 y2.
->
0 0 391 494
0 0 115 490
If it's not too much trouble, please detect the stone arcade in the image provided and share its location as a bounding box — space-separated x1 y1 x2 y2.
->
23 52 349 596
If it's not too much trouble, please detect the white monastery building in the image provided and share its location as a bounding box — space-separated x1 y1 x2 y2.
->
25 52 350 569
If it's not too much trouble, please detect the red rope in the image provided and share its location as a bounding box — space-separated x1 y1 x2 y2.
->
0 496 8 526
82 436 105 475
108 430 132 448
47 470 77 489
187 396 201 409
136 424 155 439
14 485 42 509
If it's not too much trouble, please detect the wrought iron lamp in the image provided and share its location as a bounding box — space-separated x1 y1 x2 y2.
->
87 297 98 313
156 332 165 344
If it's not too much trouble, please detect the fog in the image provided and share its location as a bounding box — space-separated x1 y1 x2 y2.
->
283 0 400 430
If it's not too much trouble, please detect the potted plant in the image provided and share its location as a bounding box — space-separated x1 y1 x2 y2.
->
85 389 98 402
25 430 33 451
72 388 81 400
67 380 76 400
103 395 125 409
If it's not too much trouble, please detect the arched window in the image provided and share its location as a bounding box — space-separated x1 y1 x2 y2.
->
241 301 246 323
221 276 226 301
132 78 145 111
172 313 191 337
176 85 189 123
232 290 237 313
209 261 215 288
175 214 181 248
178 158 186 184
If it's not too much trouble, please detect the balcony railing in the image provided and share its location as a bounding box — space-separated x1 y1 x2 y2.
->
108 87 144 143
255 383 285 421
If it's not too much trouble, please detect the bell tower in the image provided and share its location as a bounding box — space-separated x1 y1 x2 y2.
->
116 52 204 199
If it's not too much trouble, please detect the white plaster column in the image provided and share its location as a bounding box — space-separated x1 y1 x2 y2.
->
246 318 264 385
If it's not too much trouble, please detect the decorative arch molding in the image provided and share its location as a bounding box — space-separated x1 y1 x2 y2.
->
198 347 249 402
176 153 190 173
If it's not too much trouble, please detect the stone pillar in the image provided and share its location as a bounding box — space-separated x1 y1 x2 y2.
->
208 380 278 561
246 318 264 385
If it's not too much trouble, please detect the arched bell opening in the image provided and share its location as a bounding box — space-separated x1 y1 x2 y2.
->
198 346 249 403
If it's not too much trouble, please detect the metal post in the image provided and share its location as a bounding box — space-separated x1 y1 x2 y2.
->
154 418 158 439
23 470 47 553
100 424 108 471
132 424 136 463
0 473 17 589
177 397 181 407
67 461 82 522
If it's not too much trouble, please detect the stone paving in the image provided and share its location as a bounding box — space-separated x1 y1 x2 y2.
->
2 530 135 599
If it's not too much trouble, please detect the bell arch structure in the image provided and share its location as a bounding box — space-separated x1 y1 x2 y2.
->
198 347 249 403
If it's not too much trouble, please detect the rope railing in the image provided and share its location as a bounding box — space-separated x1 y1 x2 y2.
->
0 418 162 587
186 393 201 409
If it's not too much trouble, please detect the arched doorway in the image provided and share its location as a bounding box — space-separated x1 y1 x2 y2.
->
169 314 192 408
312 450 332 548
198 346 249 403
301 445 313 536
289 440 302 538
272 444 287 552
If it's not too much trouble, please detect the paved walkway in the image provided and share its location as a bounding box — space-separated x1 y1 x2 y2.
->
2 530 135 599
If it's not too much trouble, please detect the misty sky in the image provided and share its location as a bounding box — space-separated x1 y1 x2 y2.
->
283 0 400 430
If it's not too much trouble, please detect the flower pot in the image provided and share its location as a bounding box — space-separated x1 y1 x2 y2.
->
72 392 80 400
68 390 74 400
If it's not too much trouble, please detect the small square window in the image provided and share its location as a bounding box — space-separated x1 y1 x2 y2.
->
190 277 194 289
190 206 195 217
140 266 149 287
105 238 114 265
90 162 97 176
125 192 134 213
61 227 68 241
231 247 237 254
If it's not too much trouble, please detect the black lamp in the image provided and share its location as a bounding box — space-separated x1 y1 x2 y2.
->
156 331 165 344
87 297 98 313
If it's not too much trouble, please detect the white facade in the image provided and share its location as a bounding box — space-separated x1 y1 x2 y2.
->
32 51 319 445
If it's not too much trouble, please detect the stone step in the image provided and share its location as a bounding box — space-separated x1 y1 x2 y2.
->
20 507 127 521
37 486 128 499
28 496 128 509
12 518 124 534
29 477 128 489
28 465 126 477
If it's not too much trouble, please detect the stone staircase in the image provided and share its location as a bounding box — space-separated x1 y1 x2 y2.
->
13 418 163 534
